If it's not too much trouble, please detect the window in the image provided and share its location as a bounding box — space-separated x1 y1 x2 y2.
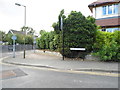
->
102 6 107 15
106 28 113 32
108 5 112 14
114 4 118 14
102 28 106 31
102 4 119 15
106 28 119 32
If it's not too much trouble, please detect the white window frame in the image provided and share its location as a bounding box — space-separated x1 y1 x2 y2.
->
102 4 118 16
108 5 113 14
102 6 107 15
113 4 118 14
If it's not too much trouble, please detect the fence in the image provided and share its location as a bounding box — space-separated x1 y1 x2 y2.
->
2 45 35 53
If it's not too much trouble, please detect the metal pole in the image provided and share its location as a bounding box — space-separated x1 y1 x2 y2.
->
61 16 64 60
62 27 64 60
13 40 15 58
23 6 26 59
33 44 35 53
33 37 36 53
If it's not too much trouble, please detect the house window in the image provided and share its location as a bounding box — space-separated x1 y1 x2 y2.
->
114 4 118 14
106 28 119 32
102 4 118 15
102 28 106 31
108 5 112 14
106 28 113 32
102 6 107 15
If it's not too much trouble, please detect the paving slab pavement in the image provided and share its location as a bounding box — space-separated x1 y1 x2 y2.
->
1 50 119 73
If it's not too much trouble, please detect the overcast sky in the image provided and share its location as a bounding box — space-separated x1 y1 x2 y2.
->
0 0 96 33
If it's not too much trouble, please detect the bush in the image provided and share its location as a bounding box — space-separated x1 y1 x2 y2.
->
93 31 120 61
37 11 97 59
25 35 33 45
16 34 24 44
5 34 13 45
57 11 97 58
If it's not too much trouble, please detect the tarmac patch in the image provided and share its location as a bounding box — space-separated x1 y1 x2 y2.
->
0 68 27 80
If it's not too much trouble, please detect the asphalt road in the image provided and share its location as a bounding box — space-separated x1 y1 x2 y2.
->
1 63 119 88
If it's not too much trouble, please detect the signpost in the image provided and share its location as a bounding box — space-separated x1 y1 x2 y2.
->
11 35 17 58
33 37 36 53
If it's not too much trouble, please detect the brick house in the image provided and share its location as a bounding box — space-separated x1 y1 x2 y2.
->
88 0 120 32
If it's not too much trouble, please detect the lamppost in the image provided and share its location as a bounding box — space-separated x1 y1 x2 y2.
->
15 3 26 59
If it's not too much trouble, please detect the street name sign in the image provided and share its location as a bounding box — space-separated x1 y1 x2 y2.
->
70 48 86 51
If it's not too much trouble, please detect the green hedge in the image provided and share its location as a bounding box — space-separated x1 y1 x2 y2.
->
93 31 120 61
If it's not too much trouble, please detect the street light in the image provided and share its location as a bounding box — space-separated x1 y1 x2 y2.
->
15 3 26 59
15 3 21 6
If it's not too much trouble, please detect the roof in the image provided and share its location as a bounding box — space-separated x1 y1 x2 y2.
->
8 29 25 35
96 17 120 27
88 0 120 12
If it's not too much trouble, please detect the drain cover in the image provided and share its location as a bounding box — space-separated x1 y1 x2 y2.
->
0 68 27 80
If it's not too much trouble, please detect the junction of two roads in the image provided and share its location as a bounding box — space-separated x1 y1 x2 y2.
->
0 50 119 88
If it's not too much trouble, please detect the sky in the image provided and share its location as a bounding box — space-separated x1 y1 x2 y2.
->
0 0 96 34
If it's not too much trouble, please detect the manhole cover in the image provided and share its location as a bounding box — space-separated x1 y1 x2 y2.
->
0 69 27 80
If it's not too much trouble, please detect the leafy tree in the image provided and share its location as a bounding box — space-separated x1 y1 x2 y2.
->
25 35 33 45
5 34 13 45
39 30 46 35
52 23 59 34
0 31 7 42
21 26 35 35
5 33 33 45
37 10 97 59
16 34 24 44
38 31 48 49
52 11 97 58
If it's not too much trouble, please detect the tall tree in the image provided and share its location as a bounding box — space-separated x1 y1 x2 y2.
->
52 11 97 58
0 31 6 41
21 26 35 35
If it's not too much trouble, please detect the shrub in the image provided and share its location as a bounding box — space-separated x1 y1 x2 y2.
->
93 31 120 61
56 11 97 58
38 11 97 59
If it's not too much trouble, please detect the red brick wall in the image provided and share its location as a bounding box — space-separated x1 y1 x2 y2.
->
96 17 120 27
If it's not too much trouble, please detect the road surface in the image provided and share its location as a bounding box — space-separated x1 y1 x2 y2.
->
0 63 118 88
